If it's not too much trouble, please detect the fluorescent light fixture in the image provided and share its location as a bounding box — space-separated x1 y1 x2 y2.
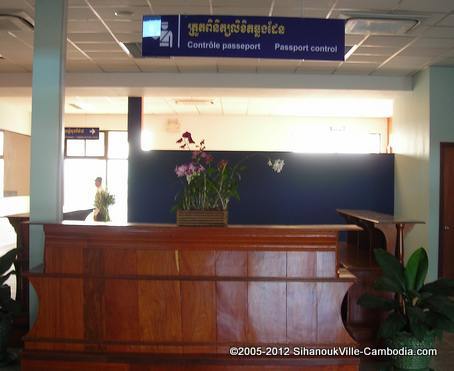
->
345 17 419 35
175 99 214 105
119 42 131 56
344 44 359 60
114 10 133 17
69 103 83 110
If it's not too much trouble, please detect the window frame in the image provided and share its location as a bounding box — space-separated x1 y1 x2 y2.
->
64 130 108 159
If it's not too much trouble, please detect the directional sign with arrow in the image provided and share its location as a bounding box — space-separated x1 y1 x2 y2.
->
65 127 100 140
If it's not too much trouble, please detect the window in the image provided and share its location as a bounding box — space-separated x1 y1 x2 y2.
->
65 132 106 157
64 130 128 222
107 131 128 159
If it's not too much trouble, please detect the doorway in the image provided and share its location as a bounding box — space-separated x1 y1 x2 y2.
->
439 143 454 279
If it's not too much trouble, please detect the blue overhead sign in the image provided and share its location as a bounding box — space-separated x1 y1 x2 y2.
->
142 15 345 61
65 127 99 140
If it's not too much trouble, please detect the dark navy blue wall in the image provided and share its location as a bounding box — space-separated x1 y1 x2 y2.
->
128 151 394 224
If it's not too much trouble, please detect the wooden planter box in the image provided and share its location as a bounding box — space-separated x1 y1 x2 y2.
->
176 209 228 227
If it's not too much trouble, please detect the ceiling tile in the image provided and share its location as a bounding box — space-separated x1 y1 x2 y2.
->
276 0 334 7
397 0 454 12
295 61 339 73
92 6 150 21
355 45 401 55
135 58 179 72
144 98 176 114
148 0 209 6
150 6 210 15
217 58 258 72
86 51 130 60
221 97 248 115
68 20 106 33
433 57 454 66
67 50 88 60
256 59 299 73
423 26 454 38
77 42 122 51
105 20 142 33
0 0 34 7
196 100 223 114
175 58 218 72
371 68 418 76
382 55 431 68
345 34 367 46
335 0 401 11
212 0 272 7
364 35 414 48
67 7 97 20
335 62 379 75
347 54 387 63
0 61 28 72
69 0 89 6
211 7 270 16
88 0 153 5
97 60 141 72
66 60 102 72
113 32 142 43
272 7 329 18
398 47 451 57
68 32 115 43
411 37 454 48
438 14 454 27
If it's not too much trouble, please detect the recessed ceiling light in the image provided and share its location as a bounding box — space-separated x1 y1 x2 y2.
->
114 10 134 17
345 17 419 35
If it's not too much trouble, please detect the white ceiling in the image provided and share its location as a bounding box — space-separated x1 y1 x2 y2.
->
1 93 394 117
0 0 454 76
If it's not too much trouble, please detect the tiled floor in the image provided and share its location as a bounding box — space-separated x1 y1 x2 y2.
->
3 334 453 370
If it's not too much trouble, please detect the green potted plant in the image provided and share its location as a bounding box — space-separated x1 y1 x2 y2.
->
94 190 116 222
173 131 285 226
0 248 21 366
358 247 454 370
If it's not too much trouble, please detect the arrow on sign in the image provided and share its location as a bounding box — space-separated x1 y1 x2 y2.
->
90 129 96 135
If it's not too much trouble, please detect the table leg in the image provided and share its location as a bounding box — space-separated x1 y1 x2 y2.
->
395 223 405 264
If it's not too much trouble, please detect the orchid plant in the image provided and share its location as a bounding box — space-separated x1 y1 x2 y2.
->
174 131 284 211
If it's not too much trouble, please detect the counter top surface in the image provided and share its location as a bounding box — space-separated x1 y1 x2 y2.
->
47 220 363 232
337 208 424 225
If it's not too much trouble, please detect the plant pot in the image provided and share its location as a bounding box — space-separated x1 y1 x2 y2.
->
387 332 435 370
94 207 111 222
176 209 228 227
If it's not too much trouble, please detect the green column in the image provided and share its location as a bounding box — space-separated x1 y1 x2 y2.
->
29 0 67 323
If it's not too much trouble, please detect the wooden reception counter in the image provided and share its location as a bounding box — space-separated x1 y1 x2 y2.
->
22 222 361 371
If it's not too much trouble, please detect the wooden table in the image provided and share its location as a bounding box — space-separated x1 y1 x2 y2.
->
336 209 424 343
22 223 361 371
337 209 424 263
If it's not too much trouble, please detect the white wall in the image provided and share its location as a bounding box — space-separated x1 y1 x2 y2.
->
64 113 127 131
64 113 388 152
392 70 431 275
143 115 388 152
0 101 31 135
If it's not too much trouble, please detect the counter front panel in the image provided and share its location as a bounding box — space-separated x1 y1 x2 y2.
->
23 223 359 370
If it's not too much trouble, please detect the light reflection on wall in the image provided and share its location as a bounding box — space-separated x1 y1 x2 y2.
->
140 115 388 153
